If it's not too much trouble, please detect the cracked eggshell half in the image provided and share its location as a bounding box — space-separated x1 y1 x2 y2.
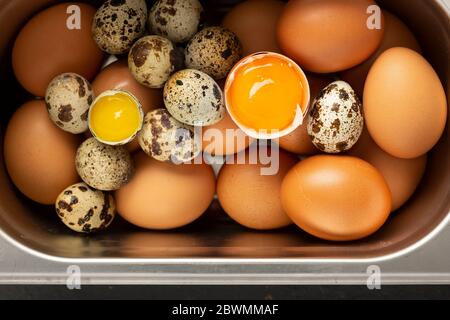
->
88 89 144 146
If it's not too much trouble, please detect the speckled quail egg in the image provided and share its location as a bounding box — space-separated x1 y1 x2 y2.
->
128 35 184 88
307 81 364 153
148 0 203 44
92 0 147 55
185 26 242 79
164 69 225 126
76 138 134 191
45 73 94 134
55 182 116 234
138 108 199 163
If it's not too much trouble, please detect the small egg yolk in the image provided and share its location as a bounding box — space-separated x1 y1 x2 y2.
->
227 55 304 132
89 92 142 143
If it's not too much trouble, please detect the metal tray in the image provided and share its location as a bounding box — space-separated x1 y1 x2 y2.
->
0 0 449 285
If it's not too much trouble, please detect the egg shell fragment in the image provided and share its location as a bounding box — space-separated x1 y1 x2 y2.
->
128 35 184 88
307 81 364 153
92 0 147 55
148 0 204 43
164 69 225 126
76 138 134 191
45 73 94 134
185 26 242 79
55 183 116 234
138 109 199 163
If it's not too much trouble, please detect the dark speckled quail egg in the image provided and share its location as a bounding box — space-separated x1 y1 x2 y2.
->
55 182 116 234
307 81 364 153
185 26 242 79
138 108 199 163
45 73 94 134
128 35 184 88
76 138 134 191
164 69 225 126
148 0 203 44
92 0 147 55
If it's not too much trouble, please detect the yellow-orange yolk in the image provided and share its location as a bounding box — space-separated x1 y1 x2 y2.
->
89 92 142 143
227 55 305 132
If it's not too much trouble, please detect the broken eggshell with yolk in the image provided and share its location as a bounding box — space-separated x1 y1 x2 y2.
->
225 52 310 140
88 89 144 146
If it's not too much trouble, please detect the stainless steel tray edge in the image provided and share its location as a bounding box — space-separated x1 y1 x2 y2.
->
1 213 449 285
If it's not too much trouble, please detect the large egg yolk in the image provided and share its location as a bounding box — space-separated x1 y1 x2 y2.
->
227 55 304 132
89 92 142 143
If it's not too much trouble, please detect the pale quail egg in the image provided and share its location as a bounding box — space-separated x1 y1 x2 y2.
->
138 108 199 163
45 73 94 134
55 182 116 234
185 26 242 79
148 0 204 44
128 35 184 88
76 138 134 191
307 81 364 153
92 0 147 55
164 69 225 126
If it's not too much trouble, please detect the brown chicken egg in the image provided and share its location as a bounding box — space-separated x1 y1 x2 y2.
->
12 3 104 97
364 48 447 159
281 155 392 241
349 129 427 211
277 0 384 73
4 100 81 205
278 73 330 155
92 59 164 152
115 153 215 230
217 149 297 230
341 10 421 97
202 110 255 156
222 0 285 56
